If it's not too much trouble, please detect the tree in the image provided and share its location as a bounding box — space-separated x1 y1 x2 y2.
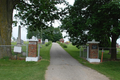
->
27 27 63 42
12 37 16 42
0 0 20 58
15 0 65 30
61 0 89 47
61 0 120 60
50 27 63 42
0 0 64 59
86 1 120 60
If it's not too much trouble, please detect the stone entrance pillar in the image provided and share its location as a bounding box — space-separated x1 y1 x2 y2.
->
28 41 37 57
26 37 39 62
87 39 100 63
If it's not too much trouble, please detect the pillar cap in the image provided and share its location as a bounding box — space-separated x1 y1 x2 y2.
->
28 36 38 41
87 39 99 44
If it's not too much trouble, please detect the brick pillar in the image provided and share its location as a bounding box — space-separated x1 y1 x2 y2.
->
89 44 99 59
28 41 37 57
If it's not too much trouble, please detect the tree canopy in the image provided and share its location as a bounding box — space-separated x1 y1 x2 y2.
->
14 0 66 31
0 0 67 58
27 27 63 42
61 0 120 60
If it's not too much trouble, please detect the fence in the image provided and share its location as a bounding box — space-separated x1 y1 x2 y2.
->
0 45 28 59
80 46 120 60
80 45 87 59
99 47 120 60
0 44 41 60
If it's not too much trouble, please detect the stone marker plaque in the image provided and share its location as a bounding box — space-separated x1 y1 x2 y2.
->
92 45 98 49
14 46 22 53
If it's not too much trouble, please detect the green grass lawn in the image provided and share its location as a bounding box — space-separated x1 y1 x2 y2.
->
0 43 52 80
63 44 120 80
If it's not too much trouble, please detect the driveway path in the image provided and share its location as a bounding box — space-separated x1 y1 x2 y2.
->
45 43 109 80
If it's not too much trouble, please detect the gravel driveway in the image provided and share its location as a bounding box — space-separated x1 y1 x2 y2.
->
45 43 109 80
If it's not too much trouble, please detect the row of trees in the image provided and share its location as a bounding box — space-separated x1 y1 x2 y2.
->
61 0 120 60
27 27 63 42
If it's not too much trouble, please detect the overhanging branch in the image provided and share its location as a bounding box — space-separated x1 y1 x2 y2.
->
12 0 21 8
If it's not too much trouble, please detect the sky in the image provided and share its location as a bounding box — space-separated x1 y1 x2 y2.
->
12 0 120 44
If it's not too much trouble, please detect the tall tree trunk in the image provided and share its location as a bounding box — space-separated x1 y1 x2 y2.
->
0 0 20 59
111 33 118 60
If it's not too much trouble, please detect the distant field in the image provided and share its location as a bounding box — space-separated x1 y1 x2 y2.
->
11 41 29 45
63 44 120 80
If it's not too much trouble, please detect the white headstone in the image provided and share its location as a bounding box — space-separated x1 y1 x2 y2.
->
45 39 48 43
14 46 22 53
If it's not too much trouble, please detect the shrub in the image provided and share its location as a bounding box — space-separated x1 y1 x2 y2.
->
62 43 67 48
57 41 67 48
46 41 52 46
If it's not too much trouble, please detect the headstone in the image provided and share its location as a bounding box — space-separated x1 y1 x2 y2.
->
45 39 48 43
42 41 45 44
14 46 22 53
22 52 26 56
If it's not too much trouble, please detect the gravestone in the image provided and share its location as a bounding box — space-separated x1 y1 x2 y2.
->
14 46 22 53
42 41 45 44
45 39 48 43
14 46 22 60
22 52 26 56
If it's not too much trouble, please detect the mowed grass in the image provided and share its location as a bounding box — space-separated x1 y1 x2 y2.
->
63 44 120 80
0 43 52 80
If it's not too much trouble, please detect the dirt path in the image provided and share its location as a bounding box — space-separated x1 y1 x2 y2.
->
45 43 109 80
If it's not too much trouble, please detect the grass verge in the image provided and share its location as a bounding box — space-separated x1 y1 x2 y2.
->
0 43 52 80
63 44 120 80
57 41 67 48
